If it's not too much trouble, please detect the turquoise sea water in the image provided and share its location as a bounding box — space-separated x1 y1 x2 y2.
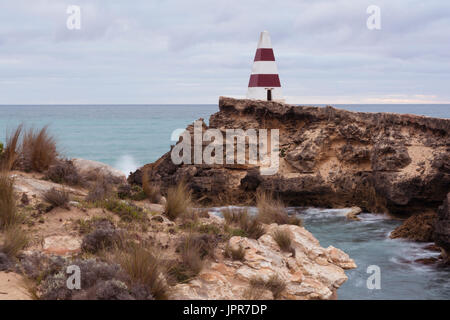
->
0 104 448 173
1 103 449 299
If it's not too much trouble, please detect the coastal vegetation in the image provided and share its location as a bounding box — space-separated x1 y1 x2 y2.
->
222 207 265 240
272 229 293 253
256 191 302 226
164 180 192 221
43 188 70 210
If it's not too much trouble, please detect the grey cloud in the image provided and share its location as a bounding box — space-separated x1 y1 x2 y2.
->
0 0 449 104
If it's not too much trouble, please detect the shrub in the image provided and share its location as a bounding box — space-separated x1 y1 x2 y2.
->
81 219 121 253
1 225 29 258
256 191 290 225
117 184 132 199
0 125 22 171
40 258 134 300
224 243 245 261
222 207 265 240
43 188 70 209
117 184 148 201
20 126 57 172
0 173 21 229
45 159 82 186
86 174 112 202
197 223 222 236
103 199 146 221
225 226 248 238
272 229 293 252
117 244 168 300
164 181 192 221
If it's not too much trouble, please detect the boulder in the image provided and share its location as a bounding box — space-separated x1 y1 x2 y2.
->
390 212 436 242
43 235 82 256
72 159 126 183
171 223 356 300
345 207 362 221
12 172 86 199
434 193 450 264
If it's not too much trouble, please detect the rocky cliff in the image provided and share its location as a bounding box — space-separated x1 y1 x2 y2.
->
434 193 450 264
134 97 450 216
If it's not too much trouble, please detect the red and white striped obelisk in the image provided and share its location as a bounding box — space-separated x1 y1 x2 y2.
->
246 31 283 101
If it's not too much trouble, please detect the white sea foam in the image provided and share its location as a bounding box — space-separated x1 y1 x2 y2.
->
114 155 139 176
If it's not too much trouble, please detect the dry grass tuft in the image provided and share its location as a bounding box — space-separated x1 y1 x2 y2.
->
222 207 248 225
0 173 22 229
0 125 23 171
142 168 161 203
164 181 192 221
222 207 265 240
256 190 290 225
272 229 293 252
248 275 286 299
43 187 70 209
1 225 29 258
243 218 266 240
116 244 168 300
20 126 57 172
224 243 246 261
170 234 212 282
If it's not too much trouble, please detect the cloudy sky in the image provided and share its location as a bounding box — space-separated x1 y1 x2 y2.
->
1 0 449 104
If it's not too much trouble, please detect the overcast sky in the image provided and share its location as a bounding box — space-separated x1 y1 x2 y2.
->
0 0 449 104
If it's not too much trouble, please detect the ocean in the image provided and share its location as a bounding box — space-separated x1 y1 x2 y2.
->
1 104 449 175
1 103 449 300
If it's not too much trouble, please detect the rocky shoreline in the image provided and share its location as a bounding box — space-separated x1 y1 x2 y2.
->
0 157 356 300
132 97 450 261
1 98 449 300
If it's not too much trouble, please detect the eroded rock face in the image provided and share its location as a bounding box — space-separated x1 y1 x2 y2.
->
136 97 450 215
434 193 450 263
390 212 436 242
171 224 356 300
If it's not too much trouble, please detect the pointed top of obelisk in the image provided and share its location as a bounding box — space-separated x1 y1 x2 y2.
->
257 31 272 49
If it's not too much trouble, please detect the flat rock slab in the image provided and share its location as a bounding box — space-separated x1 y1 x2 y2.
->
12 173 86 198
43 235 82 256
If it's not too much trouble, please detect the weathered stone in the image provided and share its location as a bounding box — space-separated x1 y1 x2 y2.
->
434 193 450 264
134 97 449 215
345 207 362 221
43 235 82 256
390 212 436 242
171 223 356 300
72 158 126 183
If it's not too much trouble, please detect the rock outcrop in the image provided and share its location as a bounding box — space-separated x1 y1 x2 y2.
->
135 97 450 215
72 159 126 183
172 223 356 300
390 211 436 242
434 193 450 263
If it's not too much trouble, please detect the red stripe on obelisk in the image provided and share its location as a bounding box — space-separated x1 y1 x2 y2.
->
248 74 281 87
254 48 275 61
